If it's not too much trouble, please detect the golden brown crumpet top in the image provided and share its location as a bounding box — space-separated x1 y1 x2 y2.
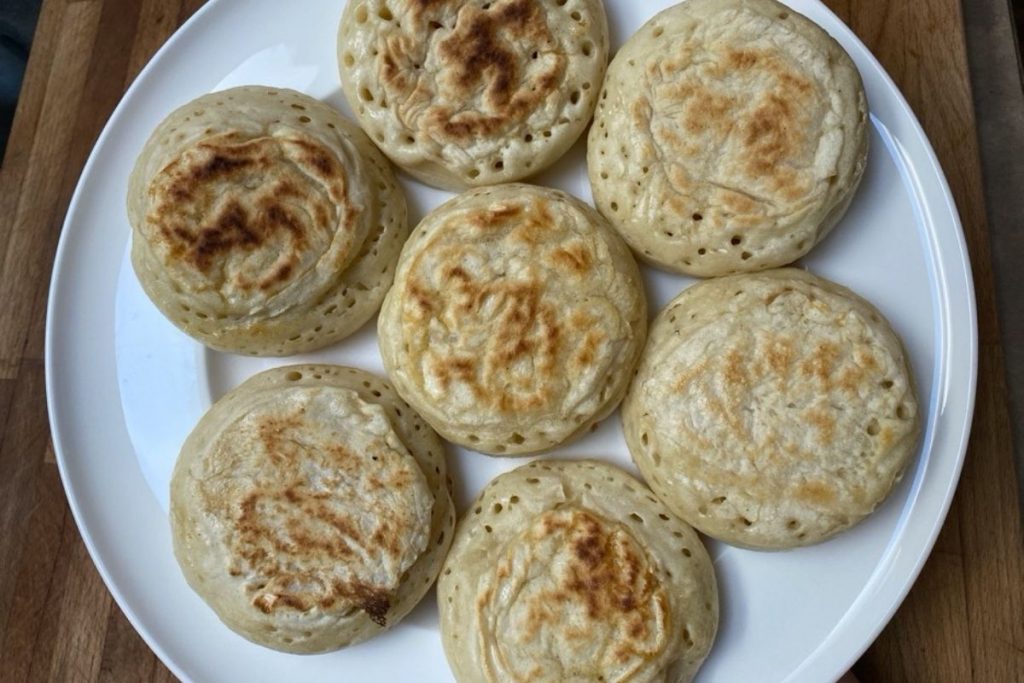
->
623 269 921 549
588 0 868 277
438 460 718 683
128 87 408 355
338 0 609 190
377 184 646 455
170 365 454 652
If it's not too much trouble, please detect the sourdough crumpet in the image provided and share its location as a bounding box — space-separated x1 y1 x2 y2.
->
623 269 921 549
438 460 718 683
128 86 408 355
377 184 646 455
338 0 608 190
169 365 454 652
588 0 868 276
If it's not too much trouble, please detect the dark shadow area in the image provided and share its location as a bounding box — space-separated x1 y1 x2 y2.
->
1016 0 1024 82
963 0 1024 517
1 0 43 163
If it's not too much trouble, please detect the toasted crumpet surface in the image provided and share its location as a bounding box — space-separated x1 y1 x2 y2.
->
170 365 454 652
439 460 718 683
588 0 868 276
129 86 408 355
339 0 608 190
623 269 921 549
378 183 646 455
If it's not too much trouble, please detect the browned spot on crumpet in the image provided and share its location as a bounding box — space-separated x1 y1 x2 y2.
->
272 180 301 198
726 48 761 70
414 279 562 413
649 44 820 216
213 406 420 620
371 518 405 561
182 202 258 271
433 355 476 393
192 153 254 180
312 500 364 542
562 512 650 622
239 475 402 617
802 406 836 445
723 348 748 387
351 583 392 626
445 264 471 284
259 262 293 290
795 479 837 505
486 508 668 673
857 349 880 371
540 510 572 534
507 199 554 244
288 137 341 180
407 281 435 316
879 425 897 450
831 347 885 394
571 519 604 569
742 95 805 200
383 0 566 139
836 363 868 394
286 521 355 558
147 133 351 295
256 412 307 462
574 328 604 369
549 241 593 275
718 188 759 215
801 341 840 384
672 357 711 393
764 336 795 377
403 193 626 424
679 83 735 137
732 49 816 200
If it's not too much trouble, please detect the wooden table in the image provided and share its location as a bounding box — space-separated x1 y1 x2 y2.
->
1 0 1021 680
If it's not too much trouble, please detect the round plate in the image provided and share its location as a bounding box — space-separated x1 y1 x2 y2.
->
46 0 977 681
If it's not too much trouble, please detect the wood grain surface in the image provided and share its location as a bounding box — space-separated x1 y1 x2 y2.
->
0 0 1020 681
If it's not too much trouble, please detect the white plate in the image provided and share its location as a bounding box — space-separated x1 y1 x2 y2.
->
46 0 977 681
